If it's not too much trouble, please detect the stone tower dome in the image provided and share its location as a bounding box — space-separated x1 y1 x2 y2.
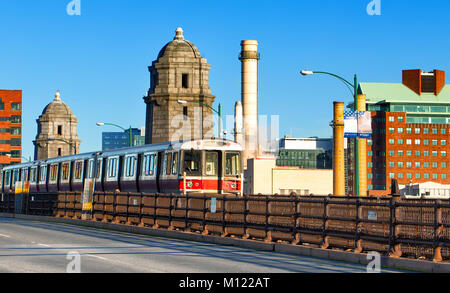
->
144 27 216 144
33 91 81 160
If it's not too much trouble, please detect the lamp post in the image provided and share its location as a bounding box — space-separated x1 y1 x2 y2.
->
177 100 222 138
300 70 360 196
96 122 133 147
48 138 77 155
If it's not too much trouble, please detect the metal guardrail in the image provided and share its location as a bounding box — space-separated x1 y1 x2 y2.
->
2 192 450 262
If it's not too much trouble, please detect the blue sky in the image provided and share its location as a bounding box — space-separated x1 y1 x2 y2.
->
1 0 449 159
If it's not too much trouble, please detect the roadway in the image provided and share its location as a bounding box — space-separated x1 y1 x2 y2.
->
0 217 406 273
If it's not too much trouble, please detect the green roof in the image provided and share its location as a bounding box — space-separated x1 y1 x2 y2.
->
359 83 450 105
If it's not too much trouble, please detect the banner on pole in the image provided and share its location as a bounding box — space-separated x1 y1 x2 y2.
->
344 110 372 139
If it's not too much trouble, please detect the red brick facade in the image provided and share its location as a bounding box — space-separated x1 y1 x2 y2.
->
366 111 450 196
0 90 22 166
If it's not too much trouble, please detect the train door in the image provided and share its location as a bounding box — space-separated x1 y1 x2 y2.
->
156 151 163 193
204 150 222 193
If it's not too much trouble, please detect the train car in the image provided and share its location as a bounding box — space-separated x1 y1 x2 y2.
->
0 139 244 196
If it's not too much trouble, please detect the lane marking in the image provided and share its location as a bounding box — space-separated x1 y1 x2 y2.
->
0 234 11 238
85 254 109 261
38 244 51 247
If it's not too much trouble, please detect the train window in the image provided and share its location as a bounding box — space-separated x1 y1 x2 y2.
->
183 150 201 175
22 169 29 182
108 158 117 178
88 160 94 178
205 152 218 176
50 165 58 181
165 153 172 176
96 159 102 179
13 169 19 185
125 156 136 177
30 167 37 183
62 163 70 180
40 166 47 182
172 152 178 175
225 152 242 176
4 171 10 186
75 161 83 179
143 154 155 176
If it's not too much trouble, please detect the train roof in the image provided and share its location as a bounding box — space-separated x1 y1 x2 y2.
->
0 139 243 171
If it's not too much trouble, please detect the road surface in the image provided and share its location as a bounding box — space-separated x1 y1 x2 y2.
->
0 217 406 273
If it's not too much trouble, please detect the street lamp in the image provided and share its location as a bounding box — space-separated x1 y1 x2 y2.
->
177 100 222 138
300 70 360 196
96 122 133 147
48 138 77 155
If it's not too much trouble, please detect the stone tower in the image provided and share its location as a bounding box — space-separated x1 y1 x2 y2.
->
33 91 81 160
144 27 216 144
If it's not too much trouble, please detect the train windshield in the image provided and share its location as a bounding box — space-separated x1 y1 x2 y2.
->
183 150 201 175
225 152 241 176
205 152 218 176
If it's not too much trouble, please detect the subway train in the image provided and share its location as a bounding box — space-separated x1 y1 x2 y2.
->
0 139 244 195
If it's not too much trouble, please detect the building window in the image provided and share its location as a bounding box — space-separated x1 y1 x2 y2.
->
406 128 412 134
398 173 404 179
442 129 447 134
58 148 62 156
389 139 395 145
406 173 412 179
432 140 438 146
389 128 395 134
441 140 446 146
367 139 372 145
432 151 438 157
368 151 372 157
57 125 62 135
368 162 373 168
398 116 404 122
398 150 404 156
433 174 438 179
424 162 429 168
432 128 438 134
406 151 412 156
368 173 373 179
406 162 412 168
442 162 447 168
182 74 189 88
415 139 420 145
10 116 21 123
442 151 447 157
415 128 420 134
389 116 395 122
389 150 395 156
424 139 429 145
433 162 438 168
398 128 403 134
424 173 430 179
424 151 429 156
11 103 21 111
415 151 421 156
389 173 395 179
415 173 421 179
415 162 421 168
406 139 412 145
424 128 429 134
389 161 395 167
398 139 403 145
442 174 447 179
398 162 404 167
10 138 21 146
183 106 188 121
11 127 21 135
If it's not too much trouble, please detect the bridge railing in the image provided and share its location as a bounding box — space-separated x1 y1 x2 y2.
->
2 192 450 262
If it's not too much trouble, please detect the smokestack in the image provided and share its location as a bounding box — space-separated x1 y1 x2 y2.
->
234 101 244 146
239 40 259 168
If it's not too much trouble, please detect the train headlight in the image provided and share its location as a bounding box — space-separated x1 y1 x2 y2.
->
231 183 237 189
187 181 193 188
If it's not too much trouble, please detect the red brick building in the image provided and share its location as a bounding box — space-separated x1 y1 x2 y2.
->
347 69 450 196
0 90 22 167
